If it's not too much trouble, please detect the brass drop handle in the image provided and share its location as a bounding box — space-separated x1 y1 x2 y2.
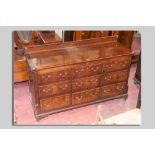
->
91 91 97 96
75 82 82 86
59 72 68 76
116 86 124 90
42 87 52 93
104 89 111 93
75 95 83 100
59 84 68 90
91 66 99 72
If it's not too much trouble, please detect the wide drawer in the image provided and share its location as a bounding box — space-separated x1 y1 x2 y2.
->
101 69 129 85
100 82 127 98
72 75 101 92
40 94 71 112
39 80 71 98
72 88 100 105
102 56 131 72
37 66 71 84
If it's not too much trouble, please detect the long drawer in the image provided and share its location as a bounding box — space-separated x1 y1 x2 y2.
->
40 94 71 113
100 82 127 98
39 80 71 98
101 69 129 85
72 88 100 105
37 66 72 84
102 56 131 72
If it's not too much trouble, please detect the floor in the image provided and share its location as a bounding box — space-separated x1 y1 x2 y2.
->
14 32 141 125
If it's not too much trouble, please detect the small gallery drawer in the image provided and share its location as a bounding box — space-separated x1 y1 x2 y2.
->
39 81 71 98
37 67 71 84
72 61 103 79
102 56 131 72
40 94 71 112
72 75 101 92
101 69 129 85
72 88 100 105
100 82 127 98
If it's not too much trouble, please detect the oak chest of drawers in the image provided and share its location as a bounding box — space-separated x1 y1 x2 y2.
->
26 36 132 119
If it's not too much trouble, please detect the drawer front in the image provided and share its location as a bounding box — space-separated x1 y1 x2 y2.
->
40 94 71 112
103 56 131 72
86 88 100 103
39 81 71 98
101 82 127 98
72 61 103 79
72 75 101 92
72 88 100 105
101 69 129 85
72 91 87 105
38 67 71 84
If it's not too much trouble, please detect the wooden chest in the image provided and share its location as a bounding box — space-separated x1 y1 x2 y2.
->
26 36 132 119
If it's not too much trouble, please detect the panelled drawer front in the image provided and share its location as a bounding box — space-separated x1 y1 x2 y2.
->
103 56 131 72
40 94 71 112
38 67 71 84
101 69 129 85
72 75 101 92
72 88 100 105
39 81 71 98
72 61 103 79
101 82 127 98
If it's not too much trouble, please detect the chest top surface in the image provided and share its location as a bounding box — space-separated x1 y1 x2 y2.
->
26 36 131 70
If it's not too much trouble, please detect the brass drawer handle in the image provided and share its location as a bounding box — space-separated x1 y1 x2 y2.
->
104 89 111 93
75 83 82 86
42 88 52 93
116 86 124 90
75 95 83 100
75 69 84 73
91 91 98 96
89 79 98 82
104 76 111 80
91 66 99 72
59 85 68 89
41 74 51 81
59 72 68 76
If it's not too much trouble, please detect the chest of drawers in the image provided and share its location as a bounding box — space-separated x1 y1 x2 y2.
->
26 36 132 119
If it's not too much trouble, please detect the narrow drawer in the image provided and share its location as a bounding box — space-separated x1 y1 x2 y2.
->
39 81 71 98
40 94 71 112
72 88 100 105
38 67 71 84
72 61 103 79
72 75 101 92
101 69 129 85
102 56 131 72
100 82 127 98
